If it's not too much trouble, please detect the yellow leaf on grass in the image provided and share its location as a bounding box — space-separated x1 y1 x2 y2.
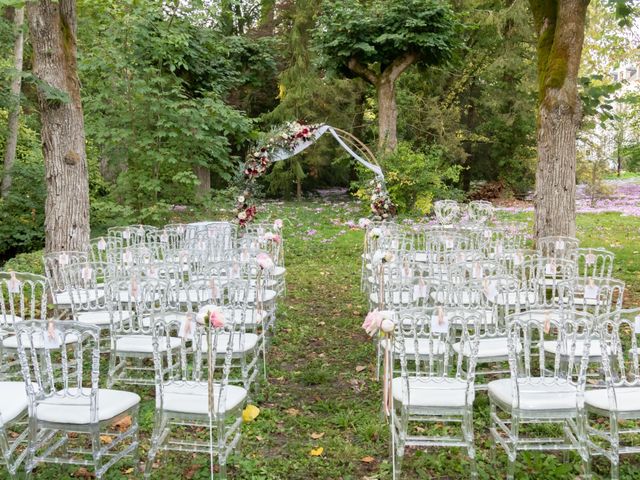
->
99 435 112 444
309 447 324 457
310 432 325 440
355 365 366 373
285 407 300 416
242 404 260 423
361 456 375 463
124 467 134 474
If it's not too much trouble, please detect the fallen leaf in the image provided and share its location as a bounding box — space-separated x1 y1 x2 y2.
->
73 467 94 478
123 467 134 474
309 447 324 457
361 456 375 463
355 365 366 373
100 435 112 444
285 407 300 416
113 416 132 432
242 404 260 422
310 432 325 439
255 435 263 441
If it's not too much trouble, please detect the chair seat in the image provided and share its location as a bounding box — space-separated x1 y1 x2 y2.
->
199 332 259 354
36 388 140 425
0 381 28 424
0 315 23 326
585 387 640 413
386 338 446 357
543 339 602 358
2 332 79 350
160 381 247 415
488 378 578 411
54 290 103 306
392 376 470 409
491 291 537 307
200 307 268 328
273 266 286 277
453 337 513 359
76 310 130 326
115 335 181 354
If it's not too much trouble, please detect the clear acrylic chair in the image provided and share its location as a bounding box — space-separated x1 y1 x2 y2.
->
576 247 615 281
15 320 140 479
391 307 479 478
538 235 580 261
42 251 89 309
145 318 246 479
89 236 122 264
488 309 592 479
582 308 640 479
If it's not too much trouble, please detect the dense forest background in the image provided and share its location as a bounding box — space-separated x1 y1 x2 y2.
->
0 0 638 260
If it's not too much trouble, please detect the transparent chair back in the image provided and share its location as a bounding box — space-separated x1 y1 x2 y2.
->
576 247 615 281
467 200 494 225
42 251 89 294
537 235 579 261
0 272 49 332
433 200 462 226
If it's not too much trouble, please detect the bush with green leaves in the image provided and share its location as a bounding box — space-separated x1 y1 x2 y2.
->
366 143 462 214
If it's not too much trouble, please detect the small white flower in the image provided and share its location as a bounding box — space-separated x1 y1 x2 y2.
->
369 227 382 238
238 211 247 220
237 195 245 203
383 251 395 263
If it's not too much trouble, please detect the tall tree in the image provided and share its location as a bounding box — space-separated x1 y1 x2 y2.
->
1 6 24 199
27 0 90 252
315 0 459 152
529 0 590 239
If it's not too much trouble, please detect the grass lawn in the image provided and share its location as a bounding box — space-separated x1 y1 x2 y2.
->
3 199 640 479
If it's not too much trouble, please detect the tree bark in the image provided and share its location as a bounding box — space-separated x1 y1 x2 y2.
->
530 0 589 240
377 78 398 152
194 165 211 199
1 6 25 199
27 0 90 253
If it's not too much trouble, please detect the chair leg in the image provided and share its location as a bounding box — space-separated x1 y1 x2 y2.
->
463 408 477 479
23 416 38 479
90 426 103 479
507 415 520 480
610 413 620 480
144 411 165 479
107 349 117 388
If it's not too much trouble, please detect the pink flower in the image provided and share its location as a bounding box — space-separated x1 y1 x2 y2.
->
307 229 317 236
362 310 383 337
256 252 275 270
273 219 283 230
209 309 225 329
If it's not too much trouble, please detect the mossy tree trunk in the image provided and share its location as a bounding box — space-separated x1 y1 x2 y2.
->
27 0 90 252
530 0 589 240
347 52 417 153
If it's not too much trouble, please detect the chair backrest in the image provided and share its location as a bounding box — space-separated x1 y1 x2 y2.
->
42 251 89 293
152 318 235 416
505 309 592 393
537 235 580 260
106 278 171 335
15 320 101 422
394 307 480 381
558 277 625 317
60 261 111 314
576 247 615 281
0 272 49 330
433 200 462 226
467 200 494 225
89 236 122 263
597 308 640 388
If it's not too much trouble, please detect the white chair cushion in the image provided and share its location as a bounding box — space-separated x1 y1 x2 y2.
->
2 332 79 350
76 310 130 326
488 378 578 411
36 388 140 424
115 335 181 354
585 387 640 413
392 376 469 409
54 290 102 306
220 308 268 327
453 337 513 359
273 266 286 277
200 333 259 354
543 339 602 358
391 338 446 357
0 381 28 425
491 291 537 306
0 315 23 326
160 381 247 415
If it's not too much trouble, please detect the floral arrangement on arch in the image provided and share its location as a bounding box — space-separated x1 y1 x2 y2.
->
235 121 322 226
369 178 396 221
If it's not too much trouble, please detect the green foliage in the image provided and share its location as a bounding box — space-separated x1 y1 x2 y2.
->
314 0 460 74
377 143 462 213
2 249 44 274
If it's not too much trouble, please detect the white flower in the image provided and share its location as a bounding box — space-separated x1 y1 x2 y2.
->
273 219 283 230
372 250 385 265
238 211 247 220
369 227 382 238
380 318 395 333
237 195 245 203
383 251 395 263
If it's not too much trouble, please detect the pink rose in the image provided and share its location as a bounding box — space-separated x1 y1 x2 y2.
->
209 309 225 329
362 310 383 337
256 252 275 270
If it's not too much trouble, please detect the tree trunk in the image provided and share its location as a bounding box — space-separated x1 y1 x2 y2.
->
27 0 90 253
194 165 211 199
377 78 398 153
530 0 589 240
296 177 302 201
1 6 25 199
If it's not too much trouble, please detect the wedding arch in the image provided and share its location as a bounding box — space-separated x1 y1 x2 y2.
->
234 122 395 225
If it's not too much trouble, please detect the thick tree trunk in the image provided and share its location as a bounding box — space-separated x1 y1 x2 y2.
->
377 79 398 153
194 165 211 199
27 0 90 252
1 7 25 199
530 0 589 240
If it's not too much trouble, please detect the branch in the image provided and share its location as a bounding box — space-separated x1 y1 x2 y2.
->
385 51 418 83
347 57 378 85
